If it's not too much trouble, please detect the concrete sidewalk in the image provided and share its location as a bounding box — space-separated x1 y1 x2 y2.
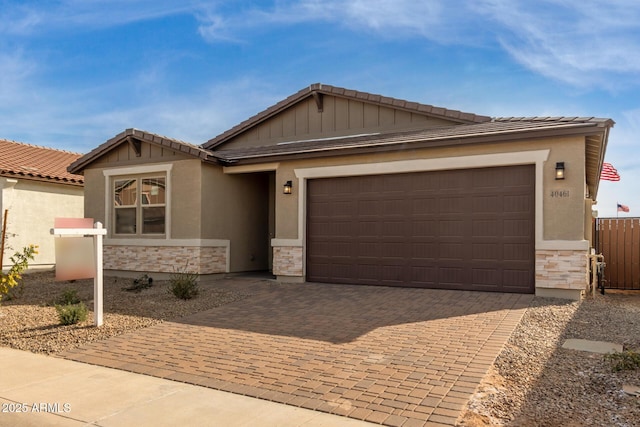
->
0 348 375 427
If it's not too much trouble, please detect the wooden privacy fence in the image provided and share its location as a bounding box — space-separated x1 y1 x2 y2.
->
595 217 640 290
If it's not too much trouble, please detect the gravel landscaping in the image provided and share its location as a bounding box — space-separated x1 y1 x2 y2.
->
0 271 249 354
1 271 639 426
460 290 640 426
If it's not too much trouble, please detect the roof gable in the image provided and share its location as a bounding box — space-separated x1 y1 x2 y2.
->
68 129 214 174
0 139 83 186
203 83 492 150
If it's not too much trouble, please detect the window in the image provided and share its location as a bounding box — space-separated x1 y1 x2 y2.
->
114 176 166 235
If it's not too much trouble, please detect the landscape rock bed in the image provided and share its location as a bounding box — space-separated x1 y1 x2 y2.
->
461 290 640 426
0 271 249 354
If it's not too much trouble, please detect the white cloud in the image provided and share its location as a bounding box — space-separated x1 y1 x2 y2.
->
476 0 640 87
193 0 640 88
0 0 204 35
196 0 488 45
0 49 38 105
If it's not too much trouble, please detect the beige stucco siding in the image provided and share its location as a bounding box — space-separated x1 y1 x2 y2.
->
0 178 83 269
83 154 272 274
542 138 586 241
171 160 202 239
271 135 588 243
83 168 106 225
85 159 202 239
201 165 272 272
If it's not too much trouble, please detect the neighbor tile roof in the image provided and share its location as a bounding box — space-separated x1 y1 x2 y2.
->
203 83 493 149
0 139 84 186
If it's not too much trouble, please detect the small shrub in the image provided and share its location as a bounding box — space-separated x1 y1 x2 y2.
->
0 245 38 302
55 303 88 325
56 288 81 305
123 274 153 292
604 349 640 372
168 268 199 300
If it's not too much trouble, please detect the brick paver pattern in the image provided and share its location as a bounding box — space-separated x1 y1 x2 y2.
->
61 279 532 426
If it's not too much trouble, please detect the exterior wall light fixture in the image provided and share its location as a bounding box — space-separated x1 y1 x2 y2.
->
283 180 293 194
555 162 565 180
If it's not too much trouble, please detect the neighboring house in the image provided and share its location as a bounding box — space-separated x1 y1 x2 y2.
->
0 139 84 270
69 83 614 299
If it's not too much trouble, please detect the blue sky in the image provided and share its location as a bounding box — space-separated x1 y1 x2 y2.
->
1 0 638 217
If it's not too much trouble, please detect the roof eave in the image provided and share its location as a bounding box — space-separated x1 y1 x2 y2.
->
0 171 84 187
217 122 610 166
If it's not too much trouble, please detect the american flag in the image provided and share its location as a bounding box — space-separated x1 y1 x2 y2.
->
601 162 621 181
618 203 630 213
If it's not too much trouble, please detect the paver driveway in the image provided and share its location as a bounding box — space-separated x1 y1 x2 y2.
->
61 278 532 427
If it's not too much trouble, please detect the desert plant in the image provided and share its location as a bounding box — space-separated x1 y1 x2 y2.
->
55 302 88 325
123 274 153 292
56 288 81 305
168 267 199 300
0 245 38 302
604 349 640 372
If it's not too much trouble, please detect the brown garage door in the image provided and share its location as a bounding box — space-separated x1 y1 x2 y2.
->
306 165 535 293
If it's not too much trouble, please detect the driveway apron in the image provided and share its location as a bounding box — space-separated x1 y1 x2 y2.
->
60 279 532 427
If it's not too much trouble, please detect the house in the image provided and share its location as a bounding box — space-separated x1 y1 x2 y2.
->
69 84 613 299
0 139 84 270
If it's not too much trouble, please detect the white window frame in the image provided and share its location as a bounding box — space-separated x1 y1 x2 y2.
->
104 164 172 239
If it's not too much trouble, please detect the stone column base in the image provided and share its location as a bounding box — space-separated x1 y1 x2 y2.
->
272 246 303 277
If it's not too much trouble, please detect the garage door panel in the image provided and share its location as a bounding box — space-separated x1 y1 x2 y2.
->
438 220 466 237
472 268 500 286
412 197 439 214
413 221 438 237
307 165 534 293
504 194 532 212
411 242 438 259
473 195 501 213
472 219 500 236
504 219 532 237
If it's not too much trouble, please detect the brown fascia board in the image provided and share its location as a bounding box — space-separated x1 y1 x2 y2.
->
68 129 214 174
214 121 609 166
203 83 491 150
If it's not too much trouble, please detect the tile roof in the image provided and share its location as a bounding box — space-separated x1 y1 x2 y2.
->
211 117 613 163
0 139 83 186
203 83 492 149
68 128 215 174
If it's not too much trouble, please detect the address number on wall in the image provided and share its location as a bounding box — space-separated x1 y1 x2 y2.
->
550 190 570 198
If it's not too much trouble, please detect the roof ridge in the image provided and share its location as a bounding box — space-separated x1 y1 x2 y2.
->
0 138 83 155
203 83 491 149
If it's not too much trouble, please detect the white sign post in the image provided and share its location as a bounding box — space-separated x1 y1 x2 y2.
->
51 220 107 326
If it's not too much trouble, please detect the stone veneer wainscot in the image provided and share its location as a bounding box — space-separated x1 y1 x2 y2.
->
272 246 303 277
104 245 227 274
535 249 588 290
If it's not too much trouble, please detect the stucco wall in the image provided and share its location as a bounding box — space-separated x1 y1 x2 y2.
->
83 157 273 274
201 165 272 272
267 135 591 292
272 136 587 242
0 178 84 269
